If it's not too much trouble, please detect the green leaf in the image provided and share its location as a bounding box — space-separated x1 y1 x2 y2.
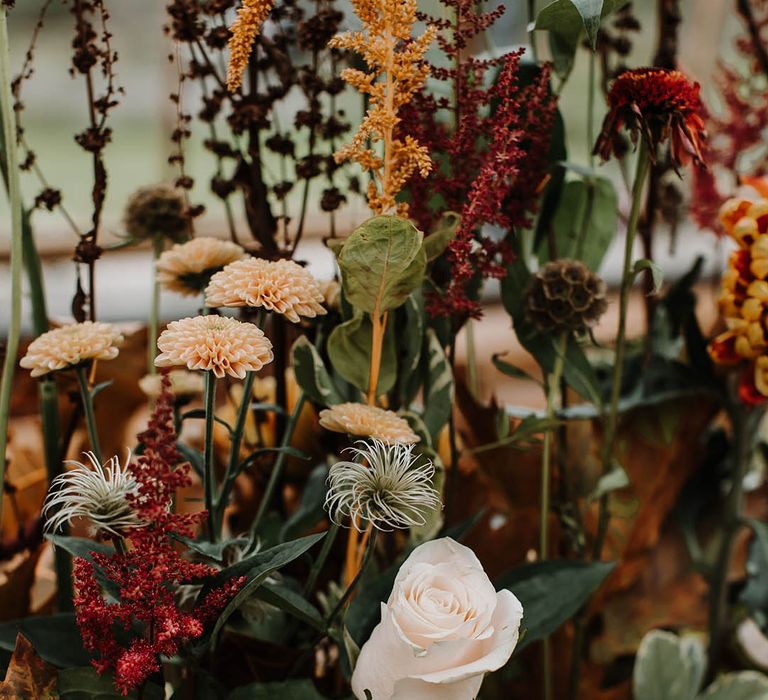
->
420 329 453 442
588 463 630 502
250 584 325 631
396 293 425 406
280 464 328 541
174 536 250 564
291 336 344 407
327 313 397 395
472 414 561 453
632 630 705 700
534 0 629 46
342 625 361 673
549 176 618 271
337 215 427 314
0 614 89 669
58 667 164 700
423 211 460 262
699 671 768 700
740 519 768 632
206 534 325 646
634 258 664 294
492 354 542 386
228 680 326 700
496 560 615 649
177 442 204 479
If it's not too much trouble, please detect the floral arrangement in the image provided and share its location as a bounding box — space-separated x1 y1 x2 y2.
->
3 2 768 700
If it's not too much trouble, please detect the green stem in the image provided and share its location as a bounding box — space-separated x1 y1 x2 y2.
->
203 371 218 543
75 365 102 464
592 140 651 561
465 319 479 399
215 371 255 531
0 8 24 528
528 0 538 61
325 528 377 629
540 332 567 700
147 237 164 375
304 521 339 598
707 400 754 680
587 49 596 169
250 391 306 537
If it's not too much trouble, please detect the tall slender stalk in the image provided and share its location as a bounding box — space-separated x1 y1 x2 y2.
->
326 528 378 628
367 309 388 405
0 8 23 528
250 391 307 537
203 371 218 543
304 522 339 597
74 365 103 463
707 399 755 679
592 140 651 561
147 237 164 375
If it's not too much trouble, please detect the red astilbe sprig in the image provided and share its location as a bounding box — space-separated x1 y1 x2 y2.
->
73 371 244 695
399 0 558 320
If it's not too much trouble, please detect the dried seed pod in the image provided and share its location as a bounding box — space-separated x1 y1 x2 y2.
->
123 183 191 243
524 259 608 333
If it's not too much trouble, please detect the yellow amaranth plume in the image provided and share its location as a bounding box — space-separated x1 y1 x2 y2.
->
226 0 275 92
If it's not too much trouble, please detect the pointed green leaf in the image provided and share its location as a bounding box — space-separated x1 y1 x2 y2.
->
420 329 453 442
632 630 705 700
423 211 460 262
699 671 768 700
291 336 344 407
634 258 664 294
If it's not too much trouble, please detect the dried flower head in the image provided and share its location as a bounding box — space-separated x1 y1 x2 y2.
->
205 258 327 323
319 403 419 444
44 452 141 538
155 315 274 379
226 0 276 91
138 369 204 400
124 183 191 243
595 68 706 168
325 439 441 531
157 237 247 297
524 259 608 334
20 321 124 377
330 0 436 214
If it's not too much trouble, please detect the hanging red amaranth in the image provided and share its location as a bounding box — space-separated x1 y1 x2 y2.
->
73 371 244 695
400 1 558 320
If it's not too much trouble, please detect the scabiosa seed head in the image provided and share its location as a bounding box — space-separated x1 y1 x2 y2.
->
595 68 707 169
155 315 274 379
325 439 442 531
20 321 124 377
156 237 247 297
123 183 191 243
204 257 327 323
44 452 142 538
319 403 420 444
524 259 608 334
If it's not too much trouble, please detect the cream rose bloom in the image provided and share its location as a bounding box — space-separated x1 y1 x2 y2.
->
351 538 523 700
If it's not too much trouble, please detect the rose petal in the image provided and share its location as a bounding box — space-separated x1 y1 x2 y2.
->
391 674 484 700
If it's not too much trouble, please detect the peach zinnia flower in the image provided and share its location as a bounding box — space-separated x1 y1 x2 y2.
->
155 315 273 379
157 237 247 297
595 68 706 169
205 258 327 323
138 369 204 400
20 321 124 377
319 403 419 444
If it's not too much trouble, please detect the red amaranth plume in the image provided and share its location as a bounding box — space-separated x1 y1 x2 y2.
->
73 370 244 695
399 0 558 321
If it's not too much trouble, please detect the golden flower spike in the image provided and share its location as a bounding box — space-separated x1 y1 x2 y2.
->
226 0 275 92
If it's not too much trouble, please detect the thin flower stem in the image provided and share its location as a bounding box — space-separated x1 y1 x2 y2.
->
147 237 164 375
592 140 651 561
75 365 103 464
0 9 23 528
326 527 377 629
587 50 596 169
303 521 340 597
367 309 388 405
215 370 255 530
203 371 219 543
250 391 307 537
540 331 567 700
707 399 756 680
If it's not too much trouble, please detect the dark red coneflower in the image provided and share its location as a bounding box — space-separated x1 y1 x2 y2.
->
594 67 707 169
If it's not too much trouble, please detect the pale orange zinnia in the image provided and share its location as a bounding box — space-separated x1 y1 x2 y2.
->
20 321 124 377
157 237 247 297
204 258 327 323
319 403 419 444
155 315 273 379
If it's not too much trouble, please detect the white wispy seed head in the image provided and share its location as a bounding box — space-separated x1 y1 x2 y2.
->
44 452 142 538
324 439 442 532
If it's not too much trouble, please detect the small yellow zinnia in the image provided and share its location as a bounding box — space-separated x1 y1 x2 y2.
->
155 315 273 379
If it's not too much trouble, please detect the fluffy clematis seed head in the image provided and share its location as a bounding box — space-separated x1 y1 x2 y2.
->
157 237 247 297
319 403 419 444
